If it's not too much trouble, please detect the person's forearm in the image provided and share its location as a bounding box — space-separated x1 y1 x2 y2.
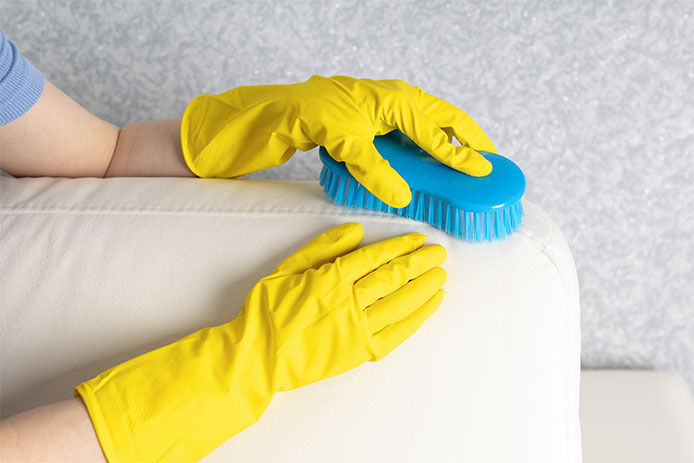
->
0 80 119 177
105 118 194 177
0 398 106 462
0 77 194 178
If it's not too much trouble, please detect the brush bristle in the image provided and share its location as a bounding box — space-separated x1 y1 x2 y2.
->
319 166 523 242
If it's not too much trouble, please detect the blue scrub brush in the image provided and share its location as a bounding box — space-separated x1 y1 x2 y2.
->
318 131 526 242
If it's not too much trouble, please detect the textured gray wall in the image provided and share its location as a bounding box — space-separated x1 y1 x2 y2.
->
2 0 693 389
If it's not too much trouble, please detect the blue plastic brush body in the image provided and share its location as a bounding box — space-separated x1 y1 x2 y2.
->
318 130 526 242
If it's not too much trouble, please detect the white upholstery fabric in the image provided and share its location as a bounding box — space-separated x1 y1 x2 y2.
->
580 370 694 463
0 177 581 462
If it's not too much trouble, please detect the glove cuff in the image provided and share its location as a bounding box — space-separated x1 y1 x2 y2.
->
74 319 276 462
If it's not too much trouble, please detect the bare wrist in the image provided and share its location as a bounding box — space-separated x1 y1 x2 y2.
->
105 118 193 177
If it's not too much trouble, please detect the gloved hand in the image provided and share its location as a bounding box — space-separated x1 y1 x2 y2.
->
181 75 496 208
75 222 447 462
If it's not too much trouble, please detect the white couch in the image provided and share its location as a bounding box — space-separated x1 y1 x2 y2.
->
1 177 582 462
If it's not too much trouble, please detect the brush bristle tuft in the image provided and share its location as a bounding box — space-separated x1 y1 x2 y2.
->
319 166 523 242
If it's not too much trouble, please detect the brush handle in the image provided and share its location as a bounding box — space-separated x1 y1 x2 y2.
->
319 131 525 214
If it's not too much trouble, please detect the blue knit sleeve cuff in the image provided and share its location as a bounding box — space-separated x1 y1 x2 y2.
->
0 29 46 126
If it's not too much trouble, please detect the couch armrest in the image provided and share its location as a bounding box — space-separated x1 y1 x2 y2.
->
0 177 581 462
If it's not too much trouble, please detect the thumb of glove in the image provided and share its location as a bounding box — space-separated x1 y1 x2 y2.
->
326 136 412 208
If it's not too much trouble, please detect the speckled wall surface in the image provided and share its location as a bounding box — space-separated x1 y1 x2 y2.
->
2 0 692 389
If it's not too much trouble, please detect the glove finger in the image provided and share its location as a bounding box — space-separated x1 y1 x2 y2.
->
365 267 446 334
324 136 412 208
371 289 444 360
332 232 426 283
381 99 493 177
415 88 497 153
444 145 493 177
354 244 446 309
272 222 363 276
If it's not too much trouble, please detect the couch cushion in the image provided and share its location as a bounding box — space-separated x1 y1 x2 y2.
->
0 177 581 462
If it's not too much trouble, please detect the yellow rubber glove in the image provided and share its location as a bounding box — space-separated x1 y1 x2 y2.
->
75 222 447 462
181 75 496 208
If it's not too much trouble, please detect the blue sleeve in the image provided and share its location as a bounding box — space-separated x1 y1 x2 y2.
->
0 29 45 126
